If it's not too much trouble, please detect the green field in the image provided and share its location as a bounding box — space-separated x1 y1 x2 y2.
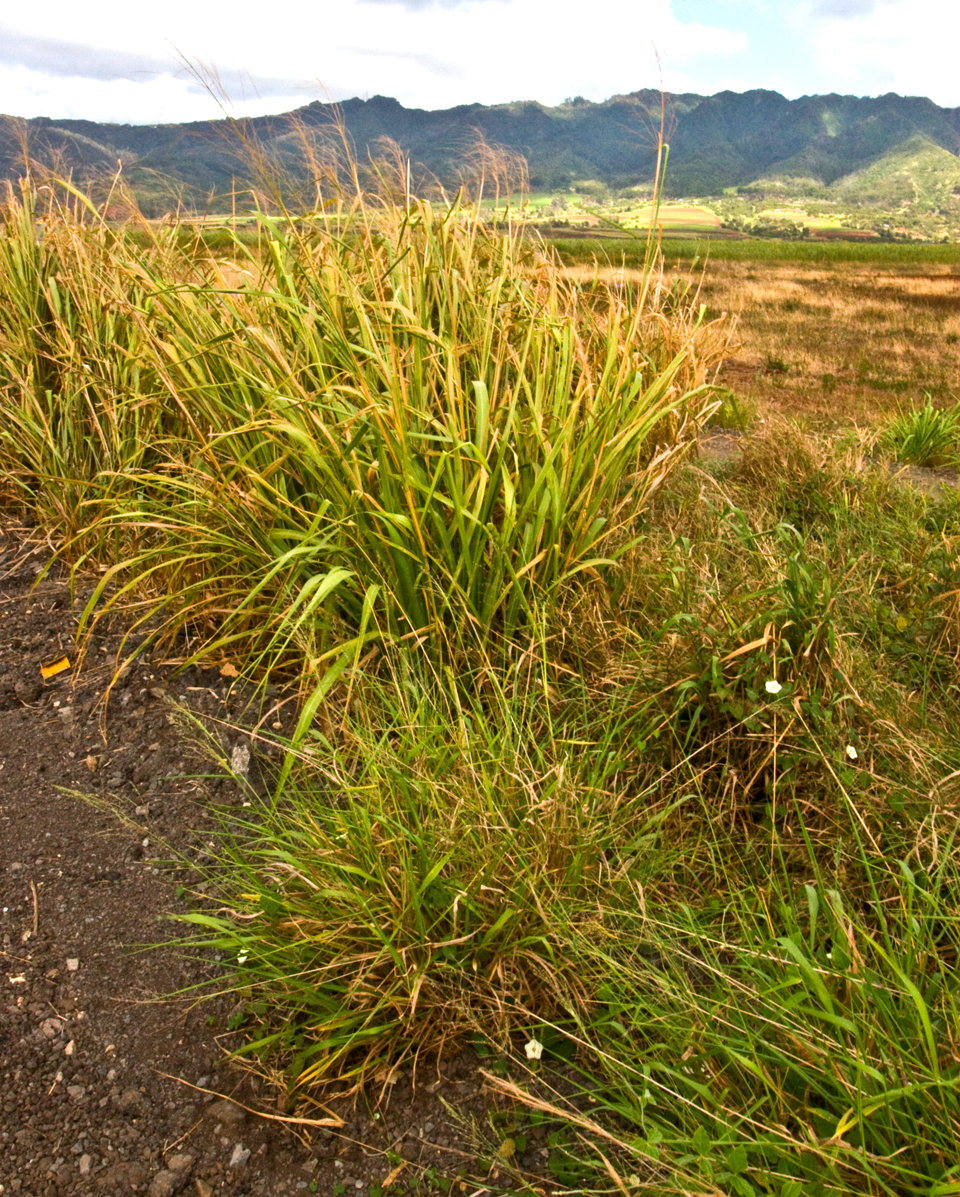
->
554 235 960 265
4 173 960 1195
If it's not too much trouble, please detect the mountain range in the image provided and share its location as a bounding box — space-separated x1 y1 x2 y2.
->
3 88 960 207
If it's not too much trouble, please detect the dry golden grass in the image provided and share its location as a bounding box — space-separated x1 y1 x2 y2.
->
566 256 960 424
687 257 960 424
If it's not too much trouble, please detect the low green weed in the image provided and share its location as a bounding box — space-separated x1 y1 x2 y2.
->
881 397 960 467
704 389 756 432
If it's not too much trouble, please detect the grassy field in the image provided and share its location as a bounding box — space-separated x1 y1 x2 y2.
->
3 175 960 1196
537 160 960 243
555 237 960 265
698 258 960 424
557 237 960 426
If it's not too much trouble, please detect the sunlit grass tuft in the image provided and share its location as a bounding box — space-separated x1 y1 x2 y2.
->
0 165 727 681
882 397 960 468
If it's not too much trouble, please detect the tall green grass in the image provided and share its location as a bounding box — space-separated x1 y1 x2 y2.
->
178 419 960 1194
6 153 960 1195
0 171 725 678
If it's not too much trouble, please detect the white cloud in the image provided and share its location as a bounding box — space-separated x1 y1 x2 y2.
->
0 65 312 125
0 27 172 83
804 0 960 106
0 0 747 122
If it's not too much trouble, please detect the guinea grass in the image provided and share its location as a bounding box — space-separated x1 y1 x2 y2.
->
0 172 727 681
168 418 960 1197
6 150 960 1195
179 650 671 1090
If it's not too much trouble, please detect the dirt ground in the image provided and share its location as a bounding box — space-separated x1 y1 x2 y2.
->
0 517 575 1197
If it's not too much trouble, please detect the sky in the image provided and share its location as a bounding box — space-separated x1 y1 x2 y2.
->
0 0 958 126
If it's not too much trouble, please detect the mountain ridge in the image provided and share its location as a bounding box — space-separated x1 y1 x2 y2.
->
3 87 959 207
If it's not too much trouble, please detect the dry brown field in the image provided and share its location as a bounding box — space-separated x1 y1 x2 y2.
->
684 257 960 425
565 256 960 426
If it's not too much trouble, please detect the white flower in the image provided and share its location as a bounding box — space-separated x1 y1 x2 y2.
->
765 680 782 695
524 1038 543 1061
845 745 858 761
237 952 249 965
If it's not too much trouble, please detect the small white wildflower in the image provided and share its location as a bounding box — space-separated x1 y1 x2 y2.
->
524 1037 544 1061
237 952 249 965
845 745 858 761
765 680 782 695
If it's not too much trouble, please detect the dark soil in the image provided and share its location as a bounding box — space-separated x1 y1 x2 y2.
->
0 517 574 1197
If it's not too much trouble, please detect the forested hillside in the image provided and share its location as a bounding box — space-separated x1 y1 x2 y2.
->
3 87 959 205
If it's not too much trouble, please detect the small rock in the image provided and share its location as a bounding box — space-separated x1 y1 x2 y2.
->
66 958 79 971
206 1099 245 1130
95 1161 148 1190
116 1087 149 1115
167 1153 194 1176
40 1017 65 1038
228 1143 250 1168
148 1170 188 1197
67 1084 85 1100
195 1182 213 1197
230 743 250 775
64 1039 75 1056
78 1154 92 1176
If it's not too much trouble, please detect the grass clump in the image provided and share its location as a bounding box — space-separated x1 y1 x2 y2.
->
882 397 960 467
0 170 726 676
183 656 665 1088
6 151 960 1195
179 417 960 1195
